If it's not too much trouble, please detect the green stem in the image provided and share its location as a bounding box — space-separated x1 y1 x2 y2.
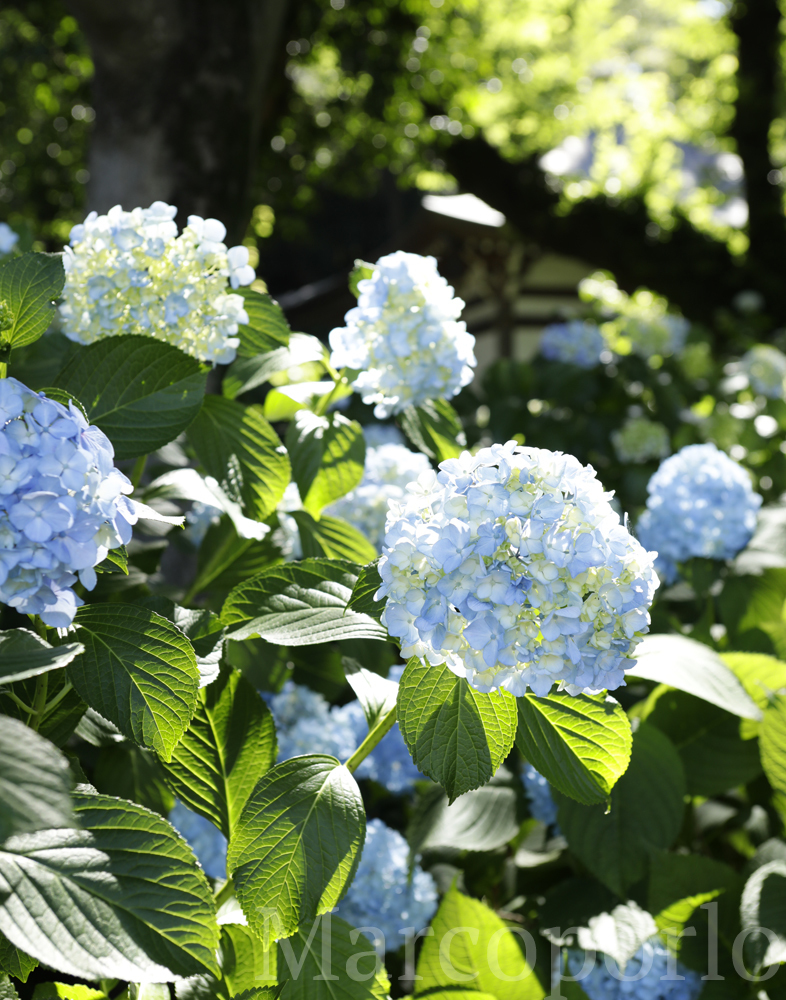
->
344 706 397 773
129 454 148 490
30 672 49 731
213 877 235 908
4 691 36 715
43 680 73 715
0 362 6 379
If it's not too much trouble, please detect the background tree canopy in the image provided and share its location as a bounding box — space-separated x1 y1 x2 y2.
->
2 0 784 323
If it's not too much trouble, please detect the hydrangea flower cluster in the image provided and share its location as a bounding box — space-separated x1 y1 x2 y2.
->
327 440 432 551
0 378 137 627
339 819 438 948
620 313 690 360
378 442 658 697
522 763 560 829
328 251 476 418
740 345 786 399
636 443 762 582
540 321 607 369
59 202 256 364
566 939 703 1000
168 801 227 881
611 418 670 465
266 670 422 793
0 222 19 256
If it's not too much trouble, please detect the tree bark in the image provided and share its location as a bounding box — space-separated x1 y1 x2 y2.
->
66 0 291 242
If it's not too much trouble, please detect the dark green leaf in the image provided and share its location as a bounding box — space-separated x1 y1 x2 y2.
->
408 770 520 853
220 922 277 997
187 396 290 522
228 755 365 946
0 935 36 983
224 333 325 400
277 915 389 1000
291 510 376 564
54 335 207 460
648 850 740 939
556 722 686 896
0 792 219 981
740 861 786 972
189 517 281 602
68 604 199 762
236 289 290 357
399 398 466 462
397 657 517 802
93 742 174 816
415 885 542 1000
162 663 276 838
516 691 632 805
0 252 64 350
0 717 75 841
346 562 385 621
0 672 86 747
0 628 83 684
286 411 365 516
631 634 761 720
642 687 761 796
221 558 387 645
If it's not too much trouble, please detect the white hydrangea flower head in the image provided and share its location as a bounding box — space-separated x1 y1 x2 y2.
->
329 251 476 418
0 222 19 256
636 442 762 582
339 818 438 947
0 377 137 626
740 344 786 399
327 441 432 551
59 202 255 364
611 418 670 464
378 442 659 697
540 321 607 369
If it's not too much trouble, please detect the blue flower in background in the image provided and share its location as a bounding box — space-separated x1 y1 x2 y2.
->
0 377 137 626
540 321 607 368
339 818 438 950
567 938 704 1000
169 800 227 881
522 763 560 829
636 442 762 582
267 670 423 794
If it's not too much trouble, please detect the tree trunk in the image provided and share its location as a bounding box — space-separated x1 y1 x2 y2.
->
66 0 291 243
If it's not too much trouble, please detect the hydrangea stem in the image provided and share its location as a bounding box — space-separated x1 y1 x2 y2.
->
30 673 49 732
344 706 397 773
213 877 234 908
129 454 148 490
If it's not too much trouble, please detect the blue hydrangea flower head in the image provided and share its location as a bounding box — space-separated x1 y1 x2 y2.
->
567 938 703 1000
378 442 659 698
636 443 762 582
522 763 559 828
327 442 432 551
0 222 19 256
339 818 438 950
168 800 228 881
0 377 138 626
612 418 670 465
740 345 786 399
59 203 255 364
540 321 607 369
329 251 476 418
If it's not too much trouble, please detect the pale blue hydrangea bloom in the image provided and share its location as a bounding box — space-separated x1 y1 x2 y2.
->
327 441 432 551
540 321 607 369
329 251 476 418
621 314 690 359
267 670 422 793
362 423 406 448
378 442 659 698
0 378 137 626
0 222 19 255
522 763 559 828
59 202 254 364
740 345 786 399
339 818 438 949
168 800 227 881
567 939 703 1000
636 443 762 582
611 418 670 465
